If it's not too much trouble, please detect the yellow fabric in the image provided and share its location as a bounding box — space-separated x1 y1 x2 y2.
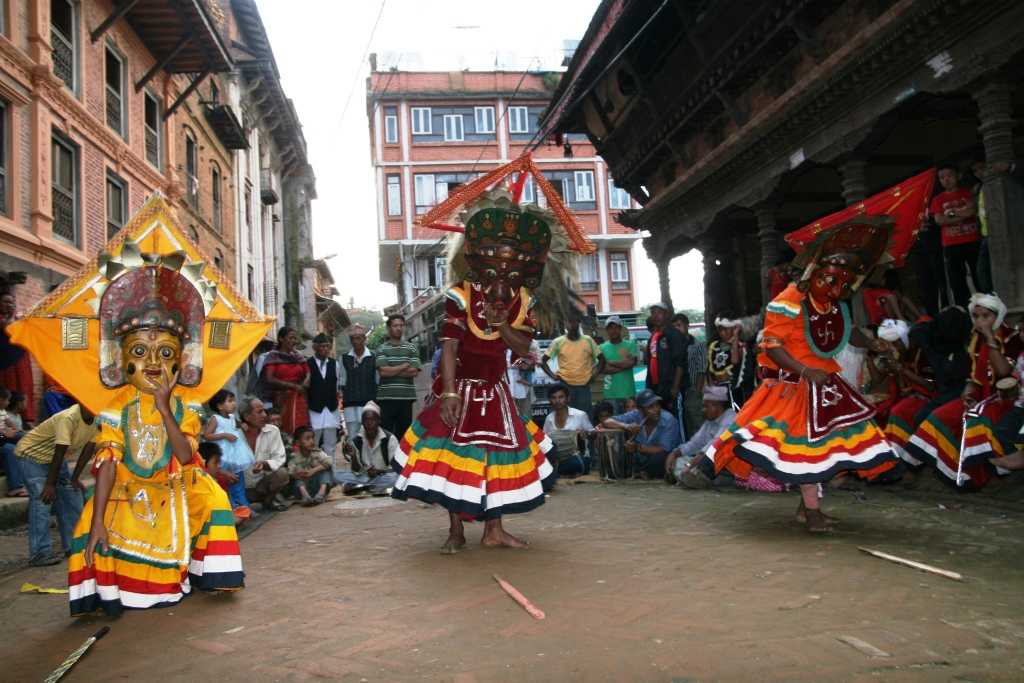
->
14 405 98 464
547 334 601 385
7 195 273 415
94 392 201 468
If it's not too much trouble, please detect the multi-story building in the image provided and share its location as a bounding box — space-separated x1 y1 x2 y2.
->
0 0 322 417
366 65 642 347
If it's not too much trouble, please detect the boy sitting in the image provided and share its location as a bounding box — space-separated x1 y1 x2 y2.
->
289 426 334 506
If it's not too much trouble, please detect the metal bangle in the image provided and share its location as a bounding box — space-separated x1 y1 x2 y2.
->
439 392 460 401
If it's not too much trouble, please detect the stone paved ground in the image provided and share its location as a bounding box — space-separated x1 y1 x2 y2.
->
1 478 1024 682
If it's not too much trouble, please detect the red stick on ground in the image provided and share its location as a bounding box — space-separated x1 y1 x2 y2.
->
493 574 545 620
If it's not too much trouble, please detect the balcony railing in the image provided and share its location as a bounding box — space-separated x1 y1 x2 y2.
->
203 103 248 150
52 188 75 242
186 173 198 209
51 30 73 88
106 88 122 134
260 169 279 205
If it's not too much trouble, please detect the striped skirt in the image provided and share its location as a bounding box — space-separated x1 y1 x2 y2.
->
68 465 244 616
885 394 931 466
708 379 897 485
906 396 1016 486
392 400 554 520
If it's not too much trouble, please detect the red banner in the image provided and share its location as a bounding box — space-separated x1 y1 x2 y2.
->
785 168 936 267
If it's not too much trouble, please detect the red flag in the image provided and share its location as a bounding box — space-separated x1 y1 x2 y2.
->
785 168 936 267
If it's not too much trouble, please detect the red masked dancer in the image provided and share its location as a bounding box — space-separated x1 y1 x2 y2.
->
706 217 899 532
391 192 565 553
905 293 1022 487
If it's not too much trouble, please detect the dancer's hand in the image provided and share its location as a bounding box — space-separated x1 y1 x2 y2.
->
482 303 508 327
802 368 830 386
151 367 179 413
441 396 462 428
84 526 109 567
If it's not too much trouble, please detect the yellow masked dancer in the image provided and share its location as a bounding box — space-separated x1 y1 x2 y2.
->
8 196 272 616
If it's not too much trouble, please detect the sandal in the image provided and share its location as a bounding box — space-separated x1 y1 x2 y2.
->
7 488 28 498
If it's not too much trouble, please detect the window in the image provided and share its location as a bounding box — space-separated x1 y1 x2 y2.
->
51 133 78 244
105 46 125 136
211 165 222 232
578 253 599 292
386 175 402 216
384 107 398 143
413 174 435 213
574 171 595 202
214 249 223 271
247 265 255 303
520 173 535 204
144 92 161 168
51 0 76 91
474 106 495 134
105 171 127 239
411 107 432 135
608 178 631 210
610 253 630 290
209 80 219 104
244 182 253 249
0 100 7 215
508 106 529 134
185 132 198 208
442 114 464 141
414 258 430 289
434 257 447 287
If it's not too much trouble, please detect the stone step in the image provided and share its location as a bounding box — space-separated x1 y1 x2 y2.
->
0 494 28 530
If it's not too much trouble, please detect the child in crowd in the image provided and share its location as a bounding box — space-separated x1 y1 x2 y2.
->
0 386 26 497
6 392 25 431
289 426 333 506
200 441 249 525
203 390 256 519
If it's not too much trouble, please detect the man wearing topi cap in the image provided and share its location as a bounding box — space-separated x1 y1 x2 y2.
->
665 384 736 486
339 401 398 495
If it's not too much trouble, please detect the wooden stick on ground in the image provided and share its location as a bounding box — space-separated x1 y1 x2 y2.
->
493 574 546 620
858 547 964 582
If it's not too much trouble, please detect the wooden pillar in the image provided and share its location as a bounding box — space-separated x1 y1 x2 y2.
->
838 159 868 206
755 204 779 307
974 82 1023 309
655 254 674 312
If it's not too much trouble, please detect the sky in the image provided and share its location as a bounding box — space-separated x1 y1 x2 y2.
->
257 0 705 312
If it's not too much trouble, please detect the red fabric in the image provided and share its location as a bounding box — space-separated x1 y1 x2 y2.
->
265 362 310 434
786 168 936 267
0 353 36 422
929 188 980 247
648 331 662 385
860 288 895 326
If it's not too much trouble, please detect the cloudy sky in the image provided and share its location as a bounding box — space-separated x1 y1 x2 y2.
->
258 0 704 311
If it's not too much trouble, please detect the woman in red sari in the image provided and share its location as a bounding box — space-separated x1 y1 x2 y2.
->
261 326 310 435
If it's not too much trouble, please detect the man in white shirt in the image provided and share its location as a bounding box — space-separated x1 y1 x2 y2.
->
240 397 291 511
542 383 593 477
338 401 398 495
506 348 535 418
307 333 341 460
665 385 737 487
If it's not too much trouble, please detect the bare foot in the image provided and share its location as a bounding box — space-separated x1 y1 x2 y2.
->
991 452 1024 470
803 508 833 533
796 500 839 524
441 532 467 555
481 527 529 549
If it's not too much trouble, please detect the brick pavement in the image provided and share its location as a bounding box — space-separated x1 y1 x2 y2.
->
1 480 1024 681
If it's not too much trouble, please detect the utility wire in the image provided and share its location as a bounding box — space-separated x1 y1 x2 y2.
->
339 0 388 122
467 56 539 178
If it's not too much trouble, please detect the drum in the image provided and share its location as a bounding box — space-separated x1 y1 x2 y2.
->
593 429 628 479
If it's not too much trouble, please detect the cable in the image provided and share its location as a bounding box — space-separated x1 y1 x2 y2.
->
466 57 538 178
339 0 388 123
525 0 671 152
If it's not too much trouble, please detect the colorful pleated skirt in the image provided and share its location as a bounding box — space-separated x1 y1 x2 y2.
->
68 464 244 616
906 396 1016 486
392 398 554 520
708 379 897 485
885 394 931 465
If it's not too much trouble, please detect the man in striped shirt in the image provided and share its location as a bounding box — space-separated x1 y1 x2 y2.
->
375 314 421 439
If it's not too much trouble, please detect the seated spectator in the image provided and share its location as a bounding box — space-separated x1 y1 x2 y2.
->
592 401 614 427
0 386 27 497
543 384 594 477
289 426 334 506
338 401 398 495
665 385 736 485
15 403 97 566
239 396 291 511
601 389 681 479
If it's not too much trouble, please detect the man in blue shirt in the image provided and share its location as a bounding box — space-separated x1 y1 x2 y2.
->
601 389 681 479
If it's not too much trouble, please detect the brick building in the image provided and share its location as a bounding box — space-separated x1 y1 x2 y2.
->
366 65 641 348
0 0 321 417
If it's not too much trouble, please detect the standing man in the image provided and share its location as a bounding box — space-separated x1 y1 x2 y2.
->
672 313 705 438
240 397 291 512
375 314 421 439
339 324 377 440
645 303 687 417
307 333 341 459
541 312 604 414
15 403 97 566
931 164 981 306
600 316 638 414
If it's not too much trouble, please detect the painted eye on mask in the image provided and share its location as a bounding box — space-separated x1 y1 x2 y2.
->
484 269 498 281
160 346 175 359
130 344 147 358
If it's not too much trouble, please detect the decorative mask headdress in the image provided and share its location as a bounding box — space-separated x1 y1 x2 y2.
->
792 215 894 295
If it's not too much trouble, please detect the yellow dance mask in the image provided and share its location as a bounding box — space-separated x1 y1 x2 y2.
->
122 328 182 394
